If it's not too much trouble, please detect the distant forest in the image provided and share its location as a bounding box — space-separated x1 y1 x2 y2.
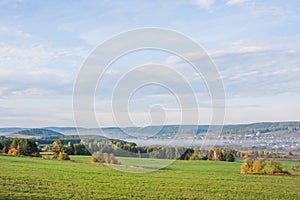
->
1 121 300 137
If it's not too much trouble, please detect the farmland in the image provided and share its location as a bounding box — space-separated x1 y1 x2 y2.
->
0 156 299 199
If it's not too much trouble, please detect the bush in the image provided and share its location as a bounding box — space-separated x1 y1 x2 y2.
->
7 148 18 156
92 151 103 163
91 151 118 164
292 165 300 171
108 153 118 164
264 160 283 174
52 140 64 159
252 158 266 173
58 152 70 160
240 158 289 175
31 152 41 157
240 158 253 174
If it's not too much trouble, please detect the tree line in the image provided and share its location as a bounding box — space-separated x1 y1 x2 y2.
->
0 138 39 157
80 139 236 161
1 137 237 162
240 157 289 175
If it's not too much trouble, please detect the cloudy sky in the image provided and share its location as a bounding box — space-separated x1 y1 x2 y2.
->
0 0 299 127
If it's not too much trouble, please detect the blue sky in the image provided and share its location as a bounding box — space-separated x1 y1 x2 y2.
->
0 0 299 127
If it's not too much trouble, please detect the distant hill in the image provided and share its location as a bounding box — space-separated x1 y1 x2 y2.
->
46 127 137 139
8 129 64 139
1 121 300 139
221 121 300 135
0 128 28 136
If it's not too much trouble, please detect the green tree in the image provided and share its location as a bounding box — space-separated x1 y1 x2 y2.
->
10 139 19 149
224 149 235 162
74 143 90 155
65 141 75 155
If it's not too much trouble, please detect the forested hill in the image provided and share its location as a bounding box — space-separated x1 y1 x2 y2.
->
1 121 300 138
221 121 300 135
48 122 300 136
9 129 64 138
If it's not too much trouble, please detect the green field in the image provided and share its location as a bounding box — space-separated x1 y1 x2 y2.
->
0 156 299 199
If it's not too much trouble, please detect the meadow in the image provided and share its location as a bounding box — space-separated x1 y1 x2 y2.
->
0 155 299 199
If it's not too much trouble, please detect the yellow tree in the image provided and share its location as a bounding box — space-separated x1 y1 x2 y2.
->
252 158 266 173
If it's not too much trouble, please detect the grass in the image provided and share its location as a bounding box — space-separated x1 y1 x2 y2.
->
0 155 299 199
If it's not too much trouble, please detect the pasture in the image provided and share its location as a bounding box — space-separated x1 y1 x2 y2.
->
0 156 299 199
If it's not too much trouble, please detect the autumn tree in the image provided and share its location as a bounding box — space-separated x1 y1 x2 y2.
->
7 139 39 157
58 152 70 160
52 140 65 159
264 160 283 174
240 158 288 175
7 148 18 156
240 158 253 174
91 151 118 164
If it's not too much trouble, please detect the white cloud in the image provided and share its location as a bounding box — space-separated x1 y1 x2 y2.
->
226 0 248 6
250 6 283 16
0 44 55 69
216 46 300 98
0 43 88 71
208 45 269 57
0 43 88 98
0 68 73 97
165 51 208 66
0 26 32 39
192 0 215 11
79 27 123 45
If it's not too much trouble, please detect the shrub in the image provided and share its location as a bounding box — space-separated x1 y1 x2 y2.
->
292 165 300 171
240 158 289 175
108 153 118 164
264 160 283 174
91 151 118 164
58 152 70 160
7 148 19 156
31 152 41 157
240 158 253 174
92 151 103 163
252 158 266 173
52 140 64 159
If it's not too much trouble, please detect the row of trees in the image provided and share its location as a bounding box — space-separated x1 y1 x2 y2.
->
0 138 39 157
241 149 291 159
240 158 289 174
1 138 292 176
1 138 236 163
180 148 236 162
80 139 237 162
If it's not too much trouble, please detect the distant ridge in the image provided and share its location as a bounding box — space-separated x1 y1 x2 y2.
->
1 121 300 138
8 128 64 139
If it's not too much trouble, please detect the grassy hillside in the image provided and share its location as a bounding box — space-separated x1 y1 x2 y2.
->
0 156 299 199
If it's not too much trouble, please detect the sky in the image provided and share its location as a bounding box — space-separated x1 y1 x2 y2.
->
0 0 299 127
